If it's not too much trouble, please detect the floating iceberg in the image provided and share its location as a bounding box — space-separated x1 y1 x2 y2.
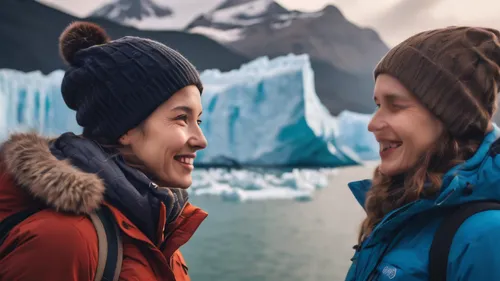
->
190 168 338 202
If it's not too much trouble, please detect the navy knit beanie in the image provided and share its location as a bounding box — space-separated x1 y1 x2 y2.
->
59 21 203 142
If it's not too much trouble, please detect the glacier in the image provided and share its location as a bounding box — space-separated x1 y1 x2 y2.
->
0 53 378 202
196 54 377 166
335 110 379 161
0 69 78 140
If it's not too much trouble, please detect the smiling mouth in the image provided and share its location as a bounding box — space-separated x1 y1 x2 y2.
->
380 142 402 152
174 155 195 168
174 156 194 165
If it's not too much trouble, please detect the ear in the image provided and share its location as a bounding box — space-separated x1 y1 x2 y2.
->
487 120 494 133
119 131 132 146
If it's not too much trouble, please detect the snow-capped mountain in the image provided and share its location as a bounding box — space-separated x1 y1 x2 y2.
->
188 2 388 74
186 0 288 42
92 0 172 23
188 0 287 30
90 0 224 30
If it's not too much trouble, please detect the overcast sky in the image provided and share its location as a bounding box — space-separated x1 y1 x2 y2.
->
38 0 500 46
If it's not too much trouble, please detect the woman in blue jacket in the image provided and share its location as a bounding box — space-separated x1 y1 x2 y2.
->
346 26 500 281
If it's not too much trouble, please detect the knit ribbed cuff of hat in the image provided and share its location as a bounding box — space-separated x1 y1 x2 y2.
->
374 45 490 137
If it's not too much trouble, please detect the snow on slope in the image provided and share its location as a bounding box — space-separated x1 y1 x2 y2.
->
188 26 244 43
92 0 173 23
208 0 273 26
93 0 224 30
87 0 285 33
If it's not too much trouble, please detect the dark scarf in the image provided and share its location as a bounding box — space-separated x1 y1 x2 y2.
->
49 132 188 243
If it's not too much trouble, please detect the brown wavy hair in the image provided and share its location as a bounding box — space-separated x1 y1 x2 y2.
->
357 131 484 243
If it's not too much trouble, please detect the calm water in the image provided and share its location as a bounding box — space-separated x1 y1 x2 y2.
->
182 166 371 281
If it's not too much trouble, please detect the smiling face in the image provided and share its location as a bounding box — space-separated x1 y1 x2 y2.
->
119 85 207 188
368 74 444 177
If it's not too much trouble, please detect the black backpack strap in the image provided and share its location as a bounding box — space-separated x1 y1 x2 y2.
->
0 209 39 245
0 207 123 281
429 201 500 281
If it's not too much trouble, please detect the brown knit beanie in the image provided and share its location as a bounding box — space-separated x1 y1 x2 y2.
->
374 26 500 138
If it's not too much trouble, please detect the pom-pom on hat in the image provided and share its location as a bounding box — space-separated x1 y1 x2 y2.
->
59 22 110 66
59 21 203 142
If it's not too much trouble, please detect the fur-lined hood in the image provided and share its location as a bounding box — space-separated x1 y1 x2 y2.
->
0 133 105 214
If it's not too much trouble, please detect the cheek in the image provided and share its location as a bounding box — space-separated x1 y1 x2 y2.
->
129 132 169 166
400 115 442 156
171 129 189 146
131 137 162 165
161 130 190 161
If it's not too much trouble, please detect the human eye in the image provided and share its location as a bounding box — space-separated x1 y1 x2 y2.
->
392 103 408 110
174 114 188 124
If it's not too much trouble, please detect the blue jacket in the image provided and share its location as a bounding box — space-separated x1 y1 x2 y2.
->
345 126 500 281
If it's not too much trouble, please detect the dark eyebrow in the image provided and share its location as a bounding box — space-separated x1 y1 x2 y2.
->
172 105 202 116
374 93 410 103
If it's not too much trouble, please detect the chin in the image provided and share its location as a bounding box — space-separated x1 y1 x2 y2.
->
176 183 191 189
171 178 192 189
156 175 192 189
379 162 407 177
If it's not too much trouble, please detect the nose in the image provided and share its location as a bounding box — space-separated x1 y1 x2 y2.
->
189 125 208 150
367 111 386 133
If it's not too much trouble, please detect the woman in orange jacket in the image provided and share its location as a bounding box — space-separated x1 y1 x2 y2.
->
0 21 208 281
